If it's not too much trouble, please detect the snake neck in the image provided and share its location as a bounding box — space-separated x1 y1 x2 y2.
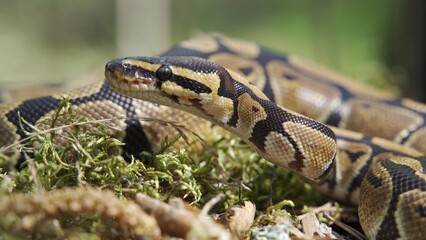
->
199 69 337 181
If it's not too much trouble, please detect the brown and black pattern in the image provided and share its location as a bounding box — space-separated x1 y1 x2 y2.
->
359 154 426 239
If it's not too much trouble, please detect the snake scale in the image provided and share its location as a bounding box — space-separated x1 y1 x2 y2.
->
1 35 426 239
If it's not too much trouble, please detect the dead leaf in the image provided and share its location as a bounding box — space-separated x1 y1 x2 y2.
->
225 201 256 238
301 212 332 239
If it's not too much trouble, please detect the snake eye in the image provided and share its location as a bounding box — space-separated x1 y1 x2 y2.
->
156 65 172 81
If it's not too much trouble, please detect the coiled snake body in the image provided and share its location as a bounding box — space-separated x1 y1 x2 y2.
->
2 35 426 239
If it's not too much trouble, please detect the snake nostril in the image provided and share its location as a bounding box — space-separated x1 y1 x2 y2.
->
105 60 124 76
105 62 113 73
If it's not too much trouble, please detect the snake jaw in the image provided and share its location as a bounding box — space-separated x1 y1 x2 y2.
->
105 59 156 91
105 58 163 99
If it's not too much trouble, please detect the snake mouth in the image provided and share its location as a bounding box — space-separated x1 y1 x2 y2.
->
105 58 159 98
105 57 187 111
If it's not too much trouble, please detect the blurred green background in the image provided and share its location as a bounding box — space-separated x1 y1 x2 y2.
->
0 0 424 99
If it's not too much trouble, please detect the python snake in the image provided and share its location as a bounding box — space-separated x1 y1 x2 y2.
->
1 35 426 239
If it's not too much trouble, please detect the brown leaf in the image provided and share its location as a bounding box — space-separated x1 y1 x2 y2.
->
225 201 256 238
300 212 332 239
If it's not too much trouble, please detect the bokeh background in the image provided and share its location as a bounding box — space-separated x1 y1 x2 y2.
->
0 0 424 100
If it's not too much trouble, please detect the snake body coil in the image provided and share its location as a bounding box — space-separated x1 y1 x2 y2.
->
2 35 426 239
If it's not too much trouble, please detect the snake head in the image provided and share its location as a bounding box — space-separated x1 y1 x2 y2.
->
105 56 219 94
105 56 242 123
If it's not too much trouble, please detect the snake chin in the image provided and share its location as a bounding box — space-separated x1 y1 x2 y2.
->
105 59 159 98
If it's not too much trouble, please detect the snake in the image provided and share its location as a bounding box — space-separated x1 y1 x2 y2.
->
1 35 426 239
